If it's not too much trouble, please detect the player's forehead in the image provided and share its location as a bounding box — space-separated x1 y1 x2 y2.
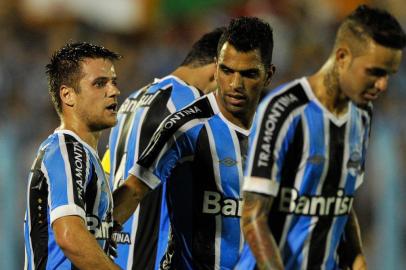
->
217 42 264 71
79 58 116 80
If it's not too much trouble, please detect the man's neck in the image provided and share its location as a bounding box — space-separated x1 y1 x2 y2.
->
171 65 214 95
214 92 252 130
171 66 199 88
58 120 100 150
308 62 349 117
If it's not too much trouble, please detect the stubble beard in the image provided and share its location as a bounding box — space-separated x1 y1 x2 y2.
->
324 65 340 97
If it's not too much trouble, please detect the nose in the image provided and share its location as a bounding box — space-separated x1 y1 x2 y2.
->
230 72 243 90
107 83 120 97
375 76 388 93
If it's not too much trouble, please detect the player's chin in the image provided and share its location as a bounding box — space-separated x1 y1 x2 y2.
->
90 119 117 131
226 104 245 115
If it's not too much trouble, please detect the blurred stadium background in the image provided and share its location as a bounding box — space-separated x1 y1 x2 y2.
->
0 0 405 269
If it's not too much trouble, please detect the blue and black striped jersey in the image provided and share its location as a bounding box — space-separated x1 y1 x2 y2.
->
24 130 113 270
132 92 248 269
237 78 372 270
107 75 202 270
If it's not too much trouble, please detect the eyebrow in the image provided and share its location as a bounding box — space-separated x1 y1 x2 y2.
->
219 63 259 73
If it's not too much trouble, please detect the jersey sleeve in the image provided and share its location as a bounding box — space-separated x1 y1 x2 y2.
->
130 128 195 189
243 92 305 197
130 97 212 189
43 135 88 224
355 106 373 190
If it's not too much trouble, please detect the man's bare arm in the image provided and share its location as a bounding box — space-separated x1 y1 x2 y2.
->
339 208 367 270
113 174 151 225
242 191 284 270
53 216 120 270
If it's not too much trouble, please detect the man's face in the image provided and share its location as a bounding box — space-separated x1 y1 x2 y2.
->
74 58 120 131
215 42 272 125
338 40 402 105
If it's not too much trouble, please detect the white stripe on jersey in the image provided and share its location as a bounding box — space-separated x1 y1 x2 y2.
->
25 172 35 269
58 133 74 205
278 110 308 253
112 114 127 188
215 214 222 269
204 122 224 193
205 121 224 269
272 107 305 189
93 173 102 215
301 114 330 270
229 128 245 252
293 112 309 191
126 206 140 270
167 96 176 113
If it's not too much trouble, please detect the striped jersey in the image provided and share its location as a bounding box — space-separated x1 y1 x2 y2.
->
107 75 202 270
238 78 372 270
24 130 113 270
131 92 249 270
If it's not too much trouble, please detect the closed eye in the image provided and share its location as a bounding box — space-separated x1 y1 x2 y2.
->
366 68 387 77
220 64 234 75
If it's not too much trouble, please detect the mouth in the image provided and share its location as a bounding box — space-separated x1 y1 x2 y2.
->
363 92 379 101
227 93 247 106
106 103 118 113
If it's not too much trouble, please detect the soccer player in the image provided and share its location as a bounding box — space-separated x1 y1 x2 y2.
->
238 5 406 270
24 42 122 270
103 27 224 270
112 17 275 269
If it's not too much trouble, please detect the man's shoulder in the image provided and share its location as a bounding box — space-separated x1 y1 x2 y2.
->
41 131 95 163
259 78 310 116
164 95 215 130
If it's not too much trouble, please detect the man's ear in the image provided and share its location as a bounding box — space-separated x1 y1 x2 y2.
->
265 64 276 87
335 46 351 69
60 85 75 108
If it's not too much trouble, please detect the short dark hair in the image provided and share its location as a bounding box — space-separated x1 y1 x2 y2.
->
217 17 274 69
180 27 226 67
337 5 406 52
46 42 121 115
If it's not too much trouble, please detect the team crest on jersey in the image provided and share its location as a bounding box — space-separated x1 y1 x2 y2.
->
219 157 237 167
307 155 325 165
347 150 362 176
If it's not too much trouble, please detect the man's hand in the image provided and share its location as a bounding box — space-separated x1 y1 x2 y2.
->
104 221 122 260
104 237 118 260
113 174 151 225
